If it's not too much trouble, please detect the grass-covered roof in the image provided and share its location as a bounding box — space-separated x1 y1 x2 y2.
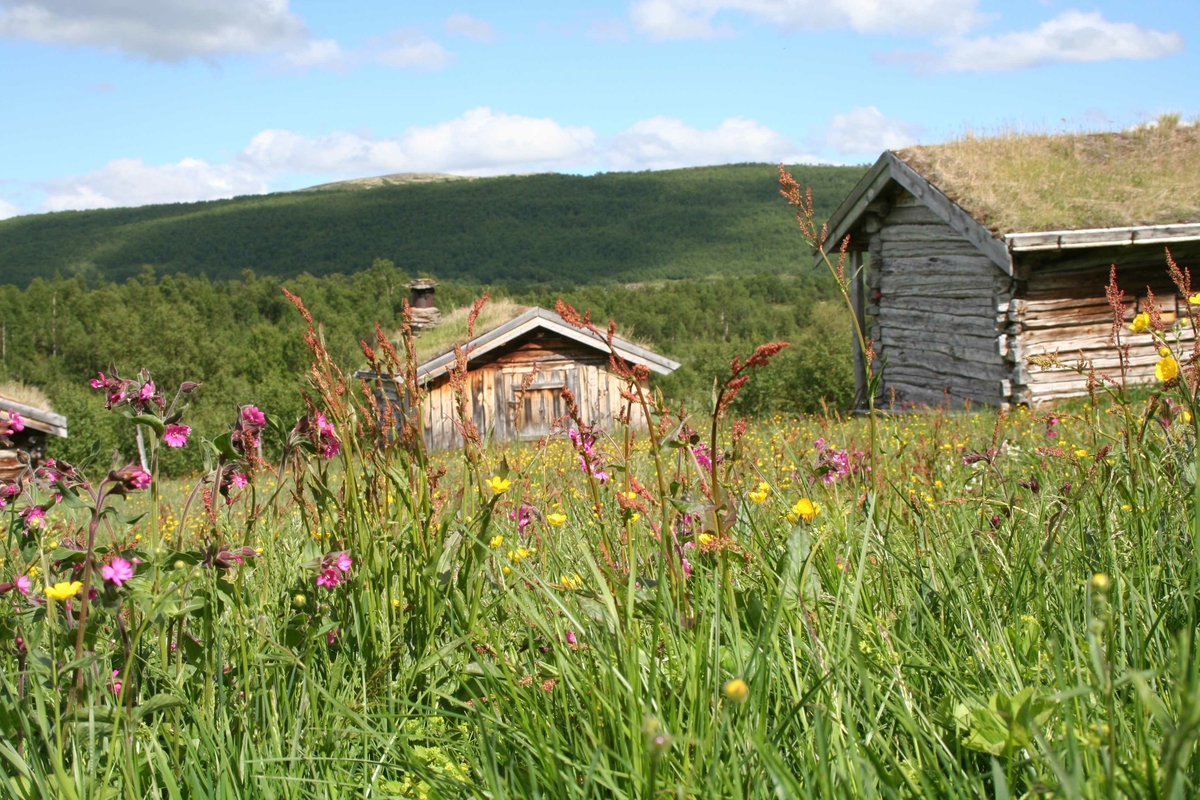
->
895 118 1200 234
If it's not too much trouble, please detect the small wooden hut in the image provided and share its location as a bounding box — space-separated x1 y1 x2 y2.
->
0 395 68 481
358 306 680 450
820 125 1200 407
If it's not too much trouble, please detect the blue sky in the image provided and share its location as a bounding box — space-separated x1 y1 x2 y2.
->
0 0 1195 218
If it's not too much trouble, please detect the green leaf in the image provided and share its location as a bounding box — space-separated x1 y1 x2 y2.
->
134 694 184 719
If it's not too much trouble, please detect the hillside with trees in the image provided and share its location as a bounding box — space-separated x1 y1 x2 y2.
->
0 163 863 287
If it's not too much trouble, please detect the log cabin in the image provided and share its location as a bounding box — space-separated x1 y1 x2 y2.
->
358 305 680 451
819 124 1200 407
0 395 68 482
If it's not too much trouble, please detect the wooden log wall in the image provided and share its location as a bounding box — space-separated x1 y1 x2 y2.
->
864 192 1015 407
1013 250 1196 404
392 333 651 451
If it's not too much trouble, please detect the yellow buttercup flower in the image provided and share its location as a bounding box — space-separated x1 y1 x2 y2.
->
789 498 819 523
1156 355 1180 382
1189 292 1200 305
697 533 715 546
1074 449 1088 458
747 481 770 504
723 678 749 703
489 534 504 548
1159 345 1172 357
546 512 567 527
44 581 83 601
485 476 511 495
560 573 583 590
1129 312 1150 332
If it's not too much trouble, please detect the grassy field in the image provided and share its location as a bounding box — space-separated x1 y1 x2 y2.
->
2 180 1199 798
1 279 1199 798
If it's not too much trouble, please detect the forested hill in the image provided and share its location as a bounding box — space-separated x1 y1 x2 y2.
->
0 163 864 287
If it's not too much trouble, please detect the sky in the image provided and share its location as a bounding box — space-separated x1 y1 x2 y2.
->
0 0 1195 219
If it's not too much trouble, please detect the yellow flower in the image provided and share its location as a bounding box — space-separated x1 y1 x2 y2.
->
43 581 82 601
1129 312 1150 332
489 534 504 548
507 547 535 562
26 564 40 578
697 533 714 546
1156 355 1180 382
1185 411 1193 424
1159 345 1173 357
629 512 641 524
790 498 819 523
560 573 583 590
723 678 749 703
546 513 567 527
747 481 770 504
1074 449 1088 458
1190 292 1200 305
485 476 512 495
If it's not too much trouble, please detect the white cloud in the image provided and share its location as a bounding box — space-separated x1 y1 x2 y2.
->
585 19 630 41
444 13 497 42
277 38 346 70
822 107 919 156
40 157 269 212
608 116 814 170
0 0 309 61
901 11 1184 72
366 29 454 69
0 1 456 72
0 198 21 220
35 109 864 212
630 0 982 40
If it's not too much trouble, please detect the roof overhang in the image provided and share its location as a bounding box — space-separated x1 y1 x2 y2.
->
0 398 67 438
1005 223 1200 252
356 307 681 385
817 151 1014 276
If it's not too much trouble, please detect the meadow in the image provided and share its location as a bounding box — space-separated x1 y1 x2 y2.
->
1 183 1199 799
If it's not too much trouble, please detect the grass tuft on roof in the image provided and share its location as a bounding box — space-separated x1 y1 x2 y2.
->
394 299 530 365
0 381 52 411
896 117 1200 234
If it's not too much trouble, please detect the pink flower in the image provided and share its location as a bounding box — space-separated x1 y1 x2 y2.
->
316 569 341 589
334 552 352 573
111 670 122 696
139 381 155 401
163 424 191 448
7 412 23 433
127 466 152 490
242 405 266 427
326 628 339 645
22 507 45 529
566 630 577 646
230 472 248 488
90 372 107 389
101 557 134 587
14 575 31 595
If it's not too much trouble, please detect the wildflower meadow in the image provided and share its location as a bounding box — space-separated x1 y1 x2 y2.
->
3 173 1200 799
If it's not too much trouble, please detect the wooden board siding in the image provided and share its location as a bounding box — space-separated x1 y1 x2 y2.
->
868 192 1014 407
1014 256 1195 403
383 331 652 451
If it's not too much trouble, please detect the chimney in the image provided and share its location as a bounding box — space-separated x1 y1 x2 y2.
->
406 279 441 332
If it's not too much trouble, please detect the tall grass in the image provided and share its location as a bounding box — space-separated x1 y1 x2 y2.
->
1 180 1199 798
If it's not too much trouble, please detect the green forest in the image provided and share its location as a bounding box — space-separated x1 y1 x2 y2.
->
0 262 851 474
0 163 863 287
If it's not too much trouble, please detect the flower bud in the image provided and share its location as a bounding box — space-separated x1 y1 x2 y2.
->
109 464 152 493
180 381 201 394
1090 573 1111 593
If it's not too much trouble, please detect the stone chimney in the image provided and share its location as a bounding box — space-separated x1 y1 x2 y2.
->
406 279 441 332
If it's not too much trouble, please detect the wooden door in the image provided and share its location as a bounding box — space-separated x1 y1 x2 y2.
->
509 367 568 440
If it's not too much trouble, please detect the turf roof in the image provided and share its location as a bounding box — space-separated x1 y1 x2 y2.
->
895 119 1200 235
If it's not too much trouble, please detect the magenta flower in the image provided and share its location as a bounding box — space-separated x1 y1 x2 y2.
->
163 424 191 448
334 552 352 573
242 405 266 427
566 630 577 646
123 466 152 490
231 472 248 488
22 507 45 529
101 557 134 587
316 569 341 589
139 381 155 401
7 412 23 433
14 575 31 595
90 372 107 389
111 670 122 696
